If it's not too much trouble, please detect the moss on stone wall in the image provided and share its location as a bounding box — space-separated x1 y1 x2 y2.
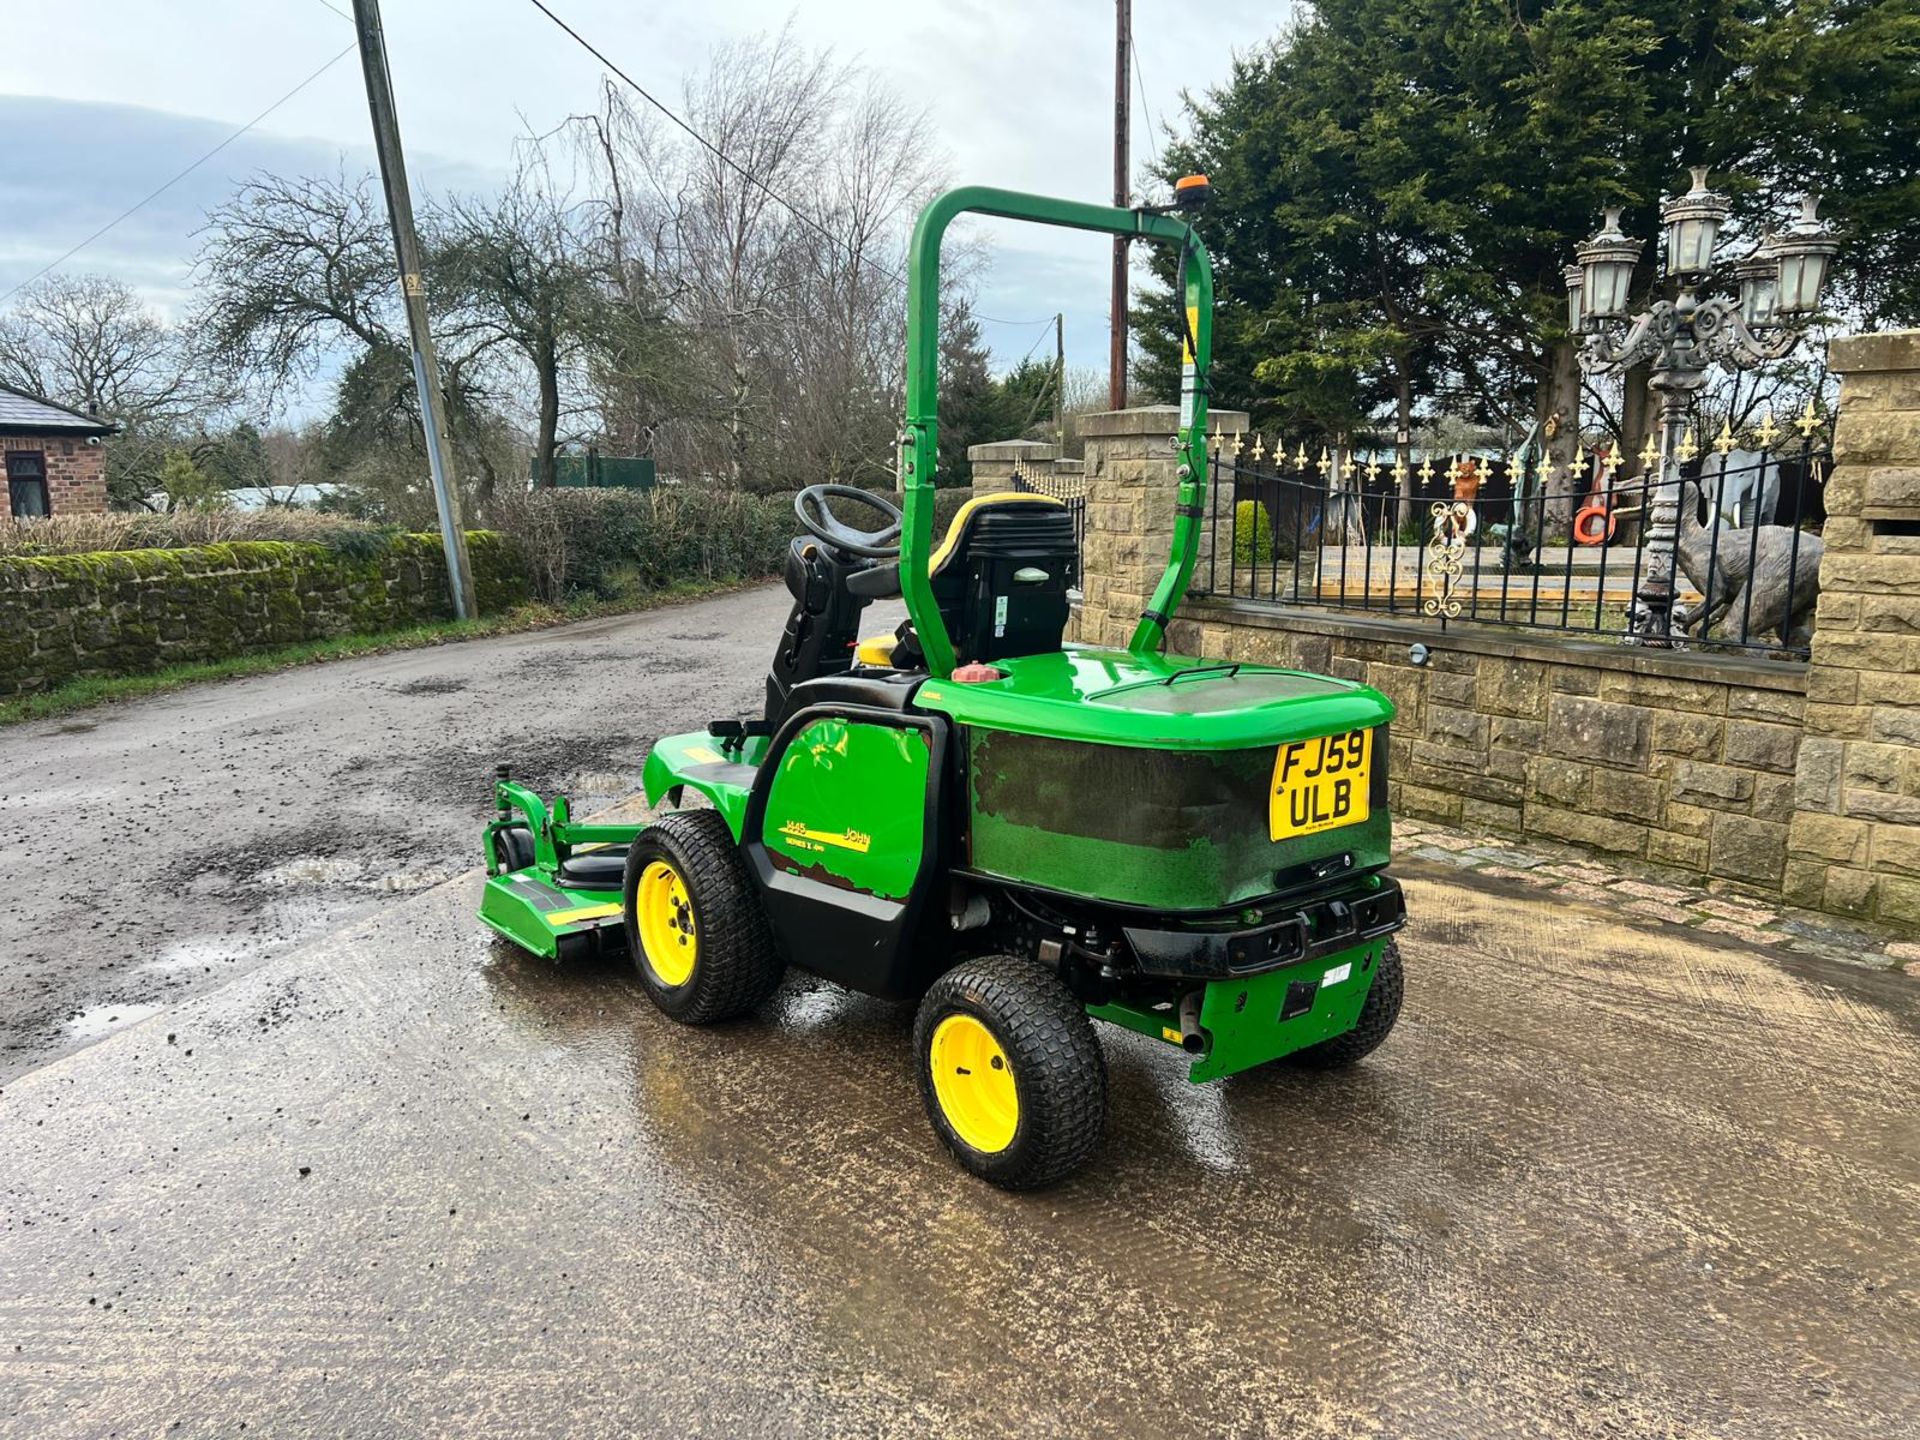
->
0 531 527 697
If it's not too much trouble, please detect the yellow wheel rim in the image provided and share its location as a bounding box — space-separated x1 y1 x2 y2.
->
929 1013 1019 1154
635 860 697 987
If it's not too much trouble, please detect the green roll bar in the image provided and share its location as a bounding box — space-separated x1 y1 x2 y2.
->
900 186 1214 677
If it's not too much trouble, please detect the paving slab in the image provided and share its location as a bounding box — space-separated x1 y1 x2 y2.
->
4 859 1916 1438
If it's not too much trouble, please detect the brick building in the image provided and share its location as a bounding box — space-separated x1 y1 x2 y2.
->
2 384 115 516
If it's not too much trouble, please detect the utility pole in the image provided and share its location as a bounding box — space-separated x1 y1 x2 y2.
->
1053 312 1065 447
352 0 477 621
1108 0 1131 411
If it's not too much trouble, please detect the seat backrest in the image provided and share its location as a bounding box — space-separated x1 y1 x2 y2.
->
928 493 1077 664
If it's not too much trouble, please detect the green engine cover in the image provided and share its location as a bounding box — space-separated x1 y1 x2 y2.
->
964 727 1390 910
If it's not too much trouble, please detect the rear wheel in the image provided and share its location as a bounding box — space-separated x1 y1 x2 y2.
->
1289 939 1403 1069
913 955 1107 1190
623 809 782 1024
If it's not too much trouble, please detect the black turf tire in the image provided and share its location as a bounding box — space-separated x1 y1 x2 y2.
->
492 824 535 874
913 955 1108 1191
1289 939 1404 1069
622 809 783 1025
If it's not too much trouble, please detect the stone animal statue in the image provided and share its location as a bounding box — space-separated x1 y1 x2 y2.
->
1696 447 1780 529
1674 476 1822 646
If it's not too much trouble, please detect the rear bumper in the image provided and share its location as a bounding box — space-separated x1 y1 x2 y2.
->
1120 874 1405 981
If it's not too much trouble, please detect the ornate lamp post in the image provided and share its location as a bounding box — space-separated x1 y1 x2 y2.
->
1566 168 1838 643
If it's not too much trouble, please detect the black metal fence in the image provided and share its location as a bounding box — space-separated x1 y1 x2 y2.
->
1191 436 1830 659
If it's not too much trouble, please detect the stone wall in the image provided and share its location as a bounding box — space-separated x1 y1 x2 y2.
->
1783 331 1920 926
968 439 1058 496
1072 406 1248 647
0 532 526 697
1066 373 1920 922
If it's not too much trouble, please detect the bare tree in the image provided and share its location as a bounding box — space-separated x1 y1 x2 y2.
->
578 27 945 490
435 160 608 489
0 273 236 506
193 170 400 400
192 169 516 508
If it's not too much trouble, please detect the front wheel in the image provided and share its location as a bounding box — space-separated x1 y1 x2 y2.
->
913 956 1107 1190
622 809 783 1024
1289 939 1403 1069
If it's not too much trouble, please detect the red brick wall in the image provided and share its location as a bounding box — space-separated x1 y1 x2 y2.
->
3 435 109 514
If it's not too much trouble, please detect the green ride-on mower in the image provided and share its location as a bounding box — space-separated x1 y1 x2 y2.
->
480 180 1407 1190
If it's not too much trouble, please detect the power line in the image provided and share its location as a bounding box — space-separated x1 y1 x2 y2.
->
0 42 357 307
524 0 914 290
1130 20 1164 186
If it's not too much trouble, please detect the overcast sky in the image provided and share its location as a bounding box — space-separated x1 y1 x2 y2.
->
0 0 1288 400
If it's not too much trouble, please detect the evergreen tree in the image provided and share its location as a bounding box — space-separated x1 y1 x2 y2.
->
1137 0 1920 482
935 300 1001 486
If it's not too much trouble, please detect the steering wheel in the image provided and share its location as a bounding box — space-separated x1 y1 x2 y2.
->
794 484 903 559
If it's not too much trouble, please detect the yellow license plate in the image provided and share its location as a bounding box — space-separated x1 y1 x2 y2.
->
1269 729 1372 841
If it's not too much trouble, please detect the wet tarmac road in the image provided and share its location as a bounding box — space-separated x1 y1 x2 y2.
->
2 847 1915 1437
0 584 892 1081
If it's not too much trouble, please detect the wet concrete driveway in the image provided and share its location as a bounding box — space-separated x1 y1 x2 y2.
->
2 855 1916 1437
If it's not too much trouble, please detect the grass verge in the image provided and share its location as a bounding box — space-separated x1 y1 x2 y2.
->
0 577 762 728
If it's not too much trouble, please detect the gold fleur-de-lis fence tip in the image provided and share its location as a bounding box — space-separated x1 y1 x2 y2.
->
1795 396 1821 438
1228 432 1244 460
1316 447 1332 478
1714 417 1736 455
1752 407 1781 450
1250 434 1266 462
1602 445 1622 476
1294 442 1310 468
1418 457 1435 483
1639 434 1661 471
1676 426 1699 463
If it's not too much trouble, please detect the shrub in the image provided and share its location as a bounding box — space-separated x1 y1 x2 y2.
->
490 487 796 603
1232 499 1276 570
0 511 392 558
490 484 977 604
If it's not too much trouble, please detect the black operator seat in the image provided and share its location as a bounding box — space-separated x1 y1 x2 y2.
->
852 492 1078 670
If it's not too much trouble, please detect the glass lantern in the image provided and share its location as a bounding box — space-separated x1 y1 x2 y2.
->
1732 236 1780 329
1661 166 1730 280
1772 195 1839 316
1577 208 1642 322
1563 264 1586 332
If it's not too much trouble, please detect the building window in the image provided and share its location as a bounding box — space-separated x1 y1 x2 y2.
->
7 451 50 517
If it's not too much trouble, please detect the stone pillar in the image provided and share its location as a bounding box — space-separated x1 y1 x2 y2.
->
1074 405 1248 648
1785 330 1920 927
965 439 1055 497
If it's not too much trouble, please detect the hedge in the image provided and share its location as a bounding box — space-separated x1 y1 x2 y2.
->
0 532 527 698
0 485 977 697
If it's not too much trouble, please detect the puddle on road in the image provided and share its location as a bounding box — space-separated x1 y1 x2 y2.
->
138 935 256 975
250 855 461 893
257 856 366 887
64 1002 162 1042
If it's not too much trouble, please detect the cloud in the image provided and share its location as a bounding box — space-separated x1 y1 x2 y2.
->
0 0 1290 379
0 94 502 311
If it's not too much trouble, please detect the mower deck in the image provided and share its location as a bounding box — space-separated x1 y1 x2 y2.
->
479 848 625 961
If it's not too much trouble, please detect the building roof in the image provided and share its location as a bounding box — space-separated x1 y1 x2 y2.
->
0 383 117 437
